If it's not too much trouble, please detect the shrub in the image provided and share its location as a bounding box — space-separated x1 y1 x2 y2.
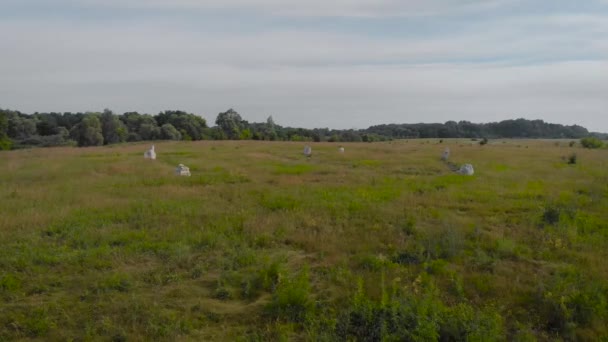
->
0 136 13 150
580 137 604 149
480 137 489 146
567 153 577 165
266 267 312 322
542 206 561 226
536 268 608 336
333 276 506 341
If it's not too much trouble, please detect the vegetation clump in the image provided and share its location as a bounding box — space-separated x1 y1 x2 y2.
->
581 136 604 149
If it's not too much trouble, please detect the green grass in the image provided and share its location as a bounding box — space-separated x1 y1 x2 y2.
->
1 139 607 340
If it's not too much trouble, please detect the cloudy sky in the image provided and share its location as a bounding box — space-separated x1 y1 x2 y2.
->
1 0 607 131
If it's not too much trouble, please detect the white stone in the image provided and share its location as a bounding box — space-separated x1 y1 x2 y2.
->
144 145 156 160
339 147 345 153
304 145 312 157
175 164 191 176
458 164 475 176
441 148 450 161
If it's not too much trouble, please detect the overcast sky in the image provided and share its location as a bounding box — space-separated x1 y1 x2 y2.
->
1 1 607 131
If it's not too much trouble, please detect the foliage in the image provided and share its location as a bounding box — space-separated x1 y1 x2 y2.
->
0 111 11 150
69 114 104 147
156 110 207 140
266 267 312 322
330 276 504 341
215 108 246 140
100 109 128 145
160 123 182 140
0 108 603 150
567 153 577 165
581 136 604 149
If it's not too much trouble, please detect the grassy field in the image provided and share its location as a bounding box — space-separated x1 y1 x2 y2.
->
1 139 607 341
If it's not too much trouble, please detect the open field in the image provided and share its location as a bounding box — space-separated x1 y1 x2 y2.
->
1 139 607 341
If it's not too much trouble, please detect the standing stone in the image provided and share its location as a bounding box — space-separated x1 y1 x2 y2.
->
304 145 312 157
441 148 450 161
144 145 156 160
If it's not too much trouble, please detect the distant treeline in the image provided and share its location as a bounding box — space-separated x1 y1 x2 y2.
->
0 108 604 150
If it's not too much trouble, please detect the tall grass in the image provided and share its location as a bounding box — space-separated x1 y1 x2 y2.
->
0 139 607 340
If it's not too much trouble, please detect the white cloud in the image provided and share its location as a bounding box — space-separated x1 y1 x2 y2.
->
1 2 607 131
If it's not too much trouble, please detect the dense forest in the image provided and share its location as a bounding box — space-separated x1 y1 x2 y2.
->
0 108 603 150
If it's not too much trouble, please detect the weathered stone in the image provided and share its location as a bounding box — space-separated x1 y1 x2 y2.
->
175 164 191 176
304 145 312 157
144 145 156 160
441 148 450 161
458 164 475 176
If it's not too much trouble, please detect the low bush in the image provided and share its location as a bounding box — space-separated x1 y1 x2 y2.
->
580 137 604 149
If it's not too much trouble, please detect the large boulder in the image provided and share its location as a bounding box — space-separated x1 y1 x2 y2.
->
458 164 474 176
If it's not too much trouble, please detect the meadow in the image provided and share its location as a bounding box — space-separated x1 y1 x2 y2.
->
0 139 607 341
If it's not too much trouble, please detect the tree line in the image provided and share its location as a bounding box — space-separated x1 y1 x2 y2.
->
0 108 603 150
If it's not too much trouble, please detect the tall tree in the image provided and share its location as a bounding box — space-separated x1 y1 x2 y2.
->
7 112 37 140
215 108 245 140
70 114 104 146
264 116 278 140
160 123 182 140
100 109 127 145
156 110 207 140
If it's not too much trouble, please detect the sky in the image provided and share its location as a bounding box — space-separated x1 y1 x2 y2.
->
1 0 607 131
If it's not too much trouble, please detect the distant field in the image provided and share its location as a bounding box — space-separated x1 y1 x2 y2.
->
1 139 607 341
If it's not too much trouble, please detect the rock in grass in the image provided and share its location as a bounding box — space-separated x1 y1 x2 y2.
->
339 146 345 153
144 145 156 160
175 164 191 176
304 145 312 157
441 148 450 161
458 164 475 176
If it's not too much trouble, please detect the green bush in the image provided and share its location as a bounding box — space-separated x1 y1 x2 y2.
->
580 137 604 149
266 267 312 322
332 276 505 341
542 206 561 226
536 268 608 336
0 136 12 150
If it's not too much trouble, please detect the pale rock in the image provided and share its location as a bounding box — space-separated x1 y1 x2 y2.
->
458 164 475 176
304 145 312 157
441 148 450 161
175 164 191 176
144 145 156 160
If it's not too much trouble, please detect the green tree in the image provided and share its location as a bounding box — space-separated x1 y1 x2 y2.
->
264 116 278 140
0 110 12 150
215 108 245 140
155 110 207 140
581 136 604 149
100 109 127 145
160 123 182 140
7 113 37 140
70 114 104 147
